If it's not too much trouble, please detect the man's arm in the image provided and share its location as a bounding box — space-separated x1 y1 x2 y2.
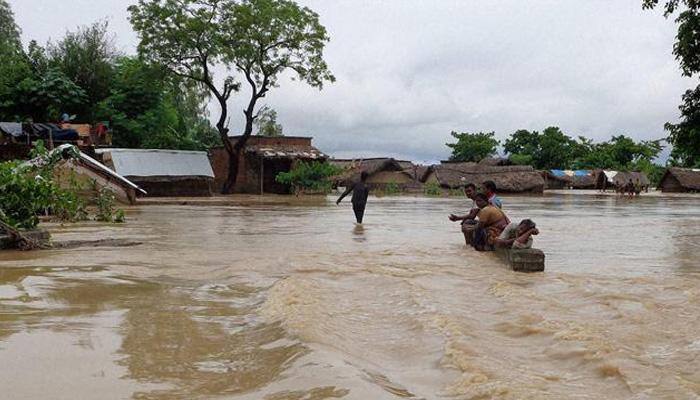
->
336 184 354 204
514 228 538 245
449 208 479 221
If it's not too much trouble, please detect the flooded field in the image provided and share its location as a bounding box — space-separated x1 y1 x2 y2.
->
1 192 699 399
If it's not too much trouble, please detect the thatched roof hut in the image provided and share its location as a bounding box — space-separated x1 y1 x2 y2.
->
541 170 571 190
570 171 597 189
424 164 544 193
329 158 421 190
596 171 650 189
658 167 700 192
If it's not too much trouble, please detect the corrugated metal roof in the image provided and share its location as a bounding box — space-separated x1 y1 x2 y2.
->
96 148 214 178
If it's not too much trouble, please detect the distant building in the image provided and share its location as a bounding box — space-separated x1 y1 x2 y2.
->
96 148 215 197
329 158 423 191
658 167 700 192
210 136 327 194
596 171 649 191
423 163 544 193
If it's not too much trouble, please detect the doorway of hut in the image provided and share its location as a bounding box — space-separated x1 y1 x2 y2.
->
261 158 293 194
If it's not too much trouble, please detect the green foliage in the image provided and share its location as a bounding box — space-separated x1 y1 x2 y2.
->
0 0 22 57
0 160 59 229
644 1 700 167
447 131 499 162
503 127 664 171
664 84 700 167
256 107 284 137
94 187 124 223
11 69 88 121
383 181 401 195
504 127 581 170
97 57 218 150
631 158 667 187
508 153 533 166
46 21 118 121
275 161 341 194
424 181 442 197
0 147 86 229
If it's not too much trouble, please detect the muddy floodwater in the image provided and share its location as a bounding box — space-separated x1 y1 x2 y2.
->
1 192 699 399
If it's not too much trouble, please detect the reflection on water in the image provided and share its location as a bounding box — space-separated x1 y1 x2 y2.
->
0 192 699 399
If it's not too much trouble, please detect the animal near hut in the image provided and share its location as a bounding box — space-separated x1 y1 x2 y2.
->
210 136 327 194
658 167 700 192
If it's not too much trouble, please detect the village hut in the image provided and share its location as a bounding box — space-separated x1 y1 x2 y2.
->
329 158 421 191
423 164 544 193
541 170 571 190
96 148 215 197
570 170 596 189
658 167 700 192
210 136 327 194
51 145 144 204
596 171 650 191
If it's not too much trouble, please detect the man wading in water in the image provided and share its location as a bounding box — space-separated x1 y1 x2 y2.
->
337 171 370 224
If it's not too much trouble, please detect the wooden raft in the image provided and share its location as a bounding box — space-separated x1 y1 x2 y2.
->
463 228 545 272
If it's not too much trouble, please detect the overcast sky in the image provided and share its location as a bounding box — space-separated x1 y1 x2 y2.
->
8 0 690 162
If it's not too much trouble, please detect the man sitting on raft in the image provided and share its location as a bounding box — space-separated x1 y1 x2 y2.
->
472 193 510 251
494 219 539 249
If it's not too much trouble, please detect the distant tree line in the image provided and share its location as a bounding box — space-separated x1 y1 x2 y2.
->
446 128 666 184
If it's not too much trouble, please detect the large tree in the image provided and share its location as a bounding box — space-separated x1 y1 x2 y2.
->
128 0 335 193
503 127 580 170
644 0 700 166
0 0 22 55
46 21 118 122
446 131 499 162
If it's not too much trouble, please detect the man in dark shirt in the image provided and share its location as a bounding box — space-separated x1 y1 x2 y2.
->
336 171 370 224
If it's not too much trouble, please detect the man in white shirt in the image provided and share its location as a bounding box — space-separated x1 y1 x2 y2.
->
495 219 539 249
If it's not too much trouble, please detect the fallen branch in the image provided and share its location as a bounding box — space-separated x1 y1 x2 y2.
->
0 219 41 250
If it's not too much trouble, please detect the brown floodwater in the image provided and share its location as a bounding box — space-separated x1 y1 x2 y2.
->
1 191 699 399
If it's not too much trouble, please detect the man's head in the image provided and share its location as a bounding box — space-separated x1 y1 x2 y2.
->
360 171 369 182
474 192 489 208
463 183 477 199
518 219 536 235
483 180 497 195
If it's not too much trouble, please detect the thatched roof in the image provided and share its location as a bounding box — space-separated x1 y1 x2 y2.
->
425 164 544 193
329 158 405 183
660 167 700 190
541 170 571 183
571 173 596 189
599 171 650 187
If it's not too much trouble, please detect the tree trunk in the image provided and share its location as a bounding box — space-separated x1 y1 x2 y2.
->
221 91 259 194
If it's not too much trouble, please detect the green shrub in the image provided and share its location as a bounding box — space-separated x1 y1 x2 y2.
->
383 181 401 195
424 181 442 197
276 161 342 194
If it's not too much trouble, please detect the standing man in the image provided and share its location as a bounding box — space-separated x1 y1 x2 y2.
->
483 180 502 208
337 171 370 224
